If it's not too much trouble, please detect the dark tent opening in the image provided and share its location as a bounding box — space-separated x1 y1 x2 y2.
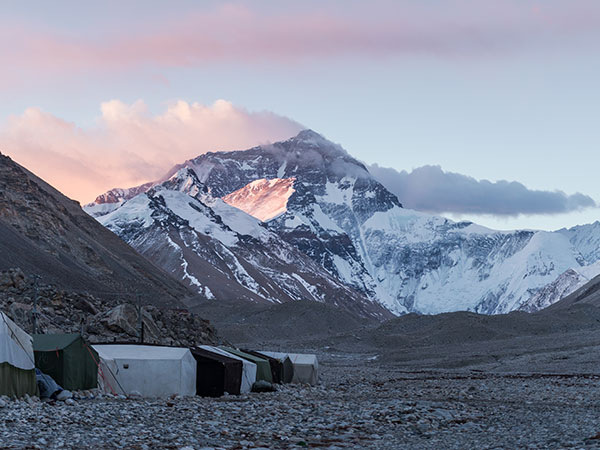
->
33 334 98 391
245 350 294 384
190 347 243 397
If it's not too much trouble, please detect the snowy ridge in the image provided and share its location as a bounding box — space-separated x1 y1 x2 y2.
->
87 166 387 318
519 261 600 312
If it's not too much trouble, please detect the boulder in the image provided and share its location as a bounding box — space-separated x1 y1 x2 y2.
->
97 304 160 341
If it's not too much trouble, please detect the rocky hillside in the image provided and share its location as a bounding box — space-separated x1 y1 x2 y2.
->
0 268 219 346
0 152 199 308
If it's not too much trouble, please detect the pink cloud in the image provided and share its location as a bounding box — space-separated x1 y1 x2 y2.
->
1 1 599 83
0 100 302 203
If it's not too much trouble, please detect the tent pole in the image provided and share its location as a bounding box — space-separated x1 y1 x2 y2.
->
136 292 142 344
32 275 39 335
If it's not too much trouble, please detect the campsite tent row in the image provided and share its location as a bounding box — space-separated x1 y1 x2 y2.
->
1 317 318 398
91 345 319 398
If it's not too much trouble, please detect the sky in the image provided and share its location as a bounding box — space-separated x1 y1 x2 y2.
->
1 0 599 231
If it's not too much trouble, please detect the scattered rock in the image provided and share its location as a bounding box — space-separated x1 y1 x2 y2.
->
251 380 277 393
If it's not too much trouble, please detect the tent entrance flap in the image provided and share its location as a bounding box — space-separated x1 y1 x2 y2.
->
191 347 243 397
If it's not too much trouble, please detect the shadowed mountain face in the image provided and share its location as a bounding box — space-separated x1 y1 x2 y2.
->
0 152 196 308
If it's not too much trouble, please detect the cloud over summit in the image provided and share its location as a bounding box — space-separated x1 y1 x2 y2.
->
369 164 597 216
1 100 302 203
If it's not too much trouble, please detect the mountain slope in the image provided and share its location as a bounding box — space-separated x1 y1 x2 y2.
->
93 168 389 319
518 262 600 312
0 152 196 308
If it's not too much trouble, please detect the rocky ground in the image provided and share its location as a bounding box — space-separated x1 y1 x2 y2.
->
3 351 600 449
0 268 220 347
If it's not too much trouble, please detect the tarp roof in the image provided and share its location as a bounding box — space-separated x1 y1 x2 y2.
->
191 346 240 365
33 333 81 351
93 344 190 360
220 346 273 383
1 312 34 371
261 351 318 366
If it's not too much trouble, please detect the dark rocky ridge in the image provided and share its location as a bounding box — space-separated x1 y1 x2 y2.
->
0 152 198 308
0 152 220 345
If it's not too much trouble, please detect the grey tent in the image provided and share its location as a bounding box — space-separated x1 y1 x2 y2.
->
260 351 318 385
0 312 37 397
92 344 197 397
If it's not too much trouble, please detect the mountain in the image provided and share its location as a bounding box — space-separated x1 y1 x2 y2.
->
0 152 198 308
85 130 600 316
91 167 389 319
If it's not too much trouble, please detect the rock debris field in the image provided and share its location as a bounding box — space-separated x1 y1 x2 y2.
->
3 353 600 449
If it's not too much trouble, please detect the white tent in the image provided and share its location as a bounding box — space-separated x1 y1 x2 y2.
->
260 351 318 385
91 344 196 397
0 312 37 397
199 345 256 394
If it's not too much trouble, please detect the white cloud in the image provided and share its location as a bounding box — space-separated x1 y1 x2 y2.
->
0 100 303 203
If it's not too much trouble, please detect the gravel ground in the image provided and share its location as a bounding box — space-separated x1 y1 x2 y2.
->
3 353 600 449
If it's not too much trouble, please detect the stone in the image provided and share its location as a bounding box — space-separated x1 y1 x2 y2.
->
251 380 277 393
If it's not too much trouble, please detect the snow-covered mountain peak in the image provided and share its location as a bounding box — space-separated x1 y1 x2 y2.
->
84 129 600 317
160 167 209 199
91 181 155 205
286 129 347 155
222 177 296 222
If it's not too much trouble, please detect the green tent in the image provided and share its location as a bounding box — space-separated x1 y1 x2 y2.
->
33 334 98 391
219 346 273 383
1 312 37 398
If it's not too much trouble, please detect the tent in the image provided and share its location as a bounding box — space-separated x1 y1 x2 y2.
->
199 345 256 394
33 334 98 391
220 347 273 383
260 351 319 385
245 350 294 384
91 344 196 397
0 312 37 397
190 346 242 397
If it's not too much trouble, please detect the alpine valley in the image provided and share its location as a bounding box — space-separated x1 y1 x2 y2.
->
85 130 600 317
